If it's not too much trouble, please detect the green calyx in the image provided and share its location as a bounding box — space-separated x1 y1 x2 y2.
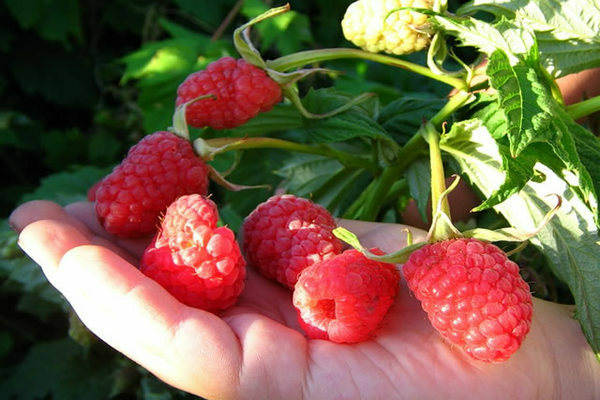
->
333 226 427 265
169 94 216 140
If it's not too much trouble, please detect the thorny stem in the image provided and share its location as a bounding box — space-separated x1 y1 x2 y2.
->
267 48 468 90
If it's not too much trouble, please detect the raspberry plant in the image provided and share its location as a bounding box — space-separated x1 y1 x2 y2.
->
1 0 600 397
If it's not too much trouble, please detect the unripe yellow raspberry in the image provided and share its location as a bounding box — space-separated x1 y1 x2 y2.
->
341 0 434 55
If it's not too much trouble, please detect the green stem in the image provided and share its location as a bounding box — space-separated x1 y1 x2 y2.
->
423 122 450 217
199 137 379 172
346 90 474 220
267 48 468 90
351 133 427 220
361 165 405 220
233 3 290 68
431 89 473 125
566 95 600 120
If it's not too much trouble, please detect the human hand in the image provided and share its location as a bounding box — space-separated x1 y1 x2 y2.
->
9 200 599 400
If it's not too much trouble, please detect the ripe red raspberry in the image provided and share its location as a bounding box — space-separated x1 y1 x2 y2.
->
94 131 209 238
140 194 246 312
242 194 343 289
403 238 533 363
87 180 102 202
293 249 400 343
176 57 282 130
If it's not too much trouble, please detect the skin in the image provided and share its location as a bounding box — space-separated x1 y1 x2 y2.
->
9 200 600 400
558 67 600 106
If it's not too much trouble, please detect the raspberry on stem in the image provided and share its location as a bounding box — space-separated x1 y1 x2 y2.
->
176 57 282 130
403 237 533 363
342 0 434 56
94 131 209 238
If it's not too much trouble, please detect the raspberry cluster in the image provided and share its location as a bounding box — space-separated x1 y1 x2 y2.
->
242 194 401 343
89 53 535 360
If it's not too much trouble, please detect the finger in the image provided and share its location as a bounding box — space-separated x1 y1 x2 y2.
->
12 201 141 265
57 245 242 399
17 219 92 286
19 218 242 399
65 201 151 258
10 200 92 236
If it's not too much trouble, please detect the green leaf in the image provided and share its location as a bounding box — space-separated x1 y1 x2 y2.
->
460 0 600 76
0 253 66 315
10 41 97 108
301 88 392 144
120 38 204 84
139 374 175 400
536 33 600 77
19 165 111 206
4 0 44 29
378 94 446 144
87 131 123 165
570 122 600 218
172 0 237 29
473 81 598 216
404 157 431 222
432 15 536 62
5 0 82 46
274 153 372 216
0 338 114 400
441 119 600 354
218 149 284 221
486 50 553 156
241 0 313 54
225 104 304 137
40 128 88 171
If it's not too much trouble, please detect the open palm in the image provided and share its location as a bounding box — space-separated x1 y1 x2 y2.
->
10 200 598 400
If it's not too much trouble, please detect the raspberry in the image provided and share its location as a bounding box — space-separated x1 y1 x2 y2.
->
293 249 400 343
94 131 209 238
176 57 282 130
140 194 246 312
87 180 102 202
341 0 433 55
242 194 343 289
403 238 533 362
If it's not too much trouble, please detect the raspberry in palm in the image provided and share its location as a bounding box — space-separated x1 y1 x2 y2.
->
403 237 533 362
242 194 343 289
